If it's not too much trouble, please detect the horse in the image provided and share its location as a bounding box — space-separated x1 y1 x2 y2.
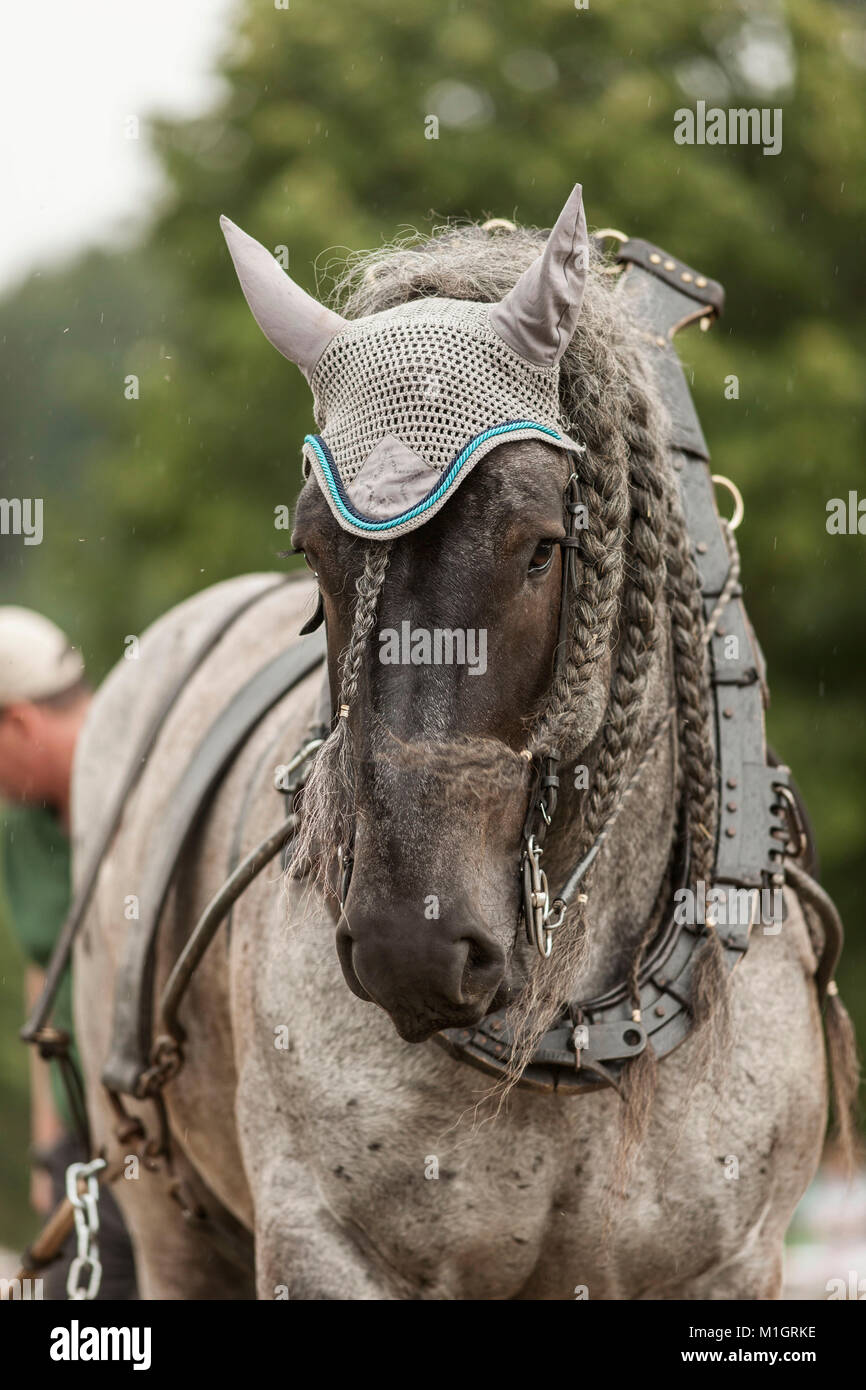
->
72 186 857 1299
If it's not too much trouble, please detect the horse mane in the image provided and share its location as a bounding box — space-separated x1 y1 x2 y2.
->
297 220 729 1156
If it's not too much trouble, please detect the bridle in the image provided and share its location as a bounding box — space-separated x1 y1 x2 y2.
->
330 459 607 961
327 449 685 994
518 466 587 958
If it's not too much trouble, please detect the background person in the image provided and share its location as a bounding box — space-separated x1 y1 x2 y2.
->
0 606 137 1299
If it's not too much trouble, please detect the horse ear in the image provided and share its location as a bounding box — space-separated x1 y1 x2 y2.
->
488 184 588 366
220 216 346 383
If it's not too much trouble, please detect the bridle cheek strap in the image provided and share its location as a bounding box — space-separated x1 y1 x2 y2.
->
520 465 585 958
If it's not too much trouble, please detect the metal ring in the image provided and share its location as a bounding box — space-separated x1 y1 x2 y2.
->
773 783 808 860
594 228 628 277
711 474 745 531
481 217 516 233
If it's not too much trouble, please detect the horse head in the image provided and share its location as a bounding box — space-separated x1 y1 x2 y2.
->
222 188 692 1050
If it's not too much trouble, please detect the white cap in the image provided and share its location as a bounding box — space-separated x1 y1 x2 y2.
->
0 607 85 705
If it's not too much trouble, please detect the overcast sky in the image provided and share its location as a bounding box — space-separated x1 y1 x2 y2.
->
0 0 236 292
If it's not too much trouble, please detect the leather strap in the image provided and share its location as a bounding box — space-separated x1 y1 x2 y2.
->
21 576 292 1046
102 632 326 1096
615 238 725 316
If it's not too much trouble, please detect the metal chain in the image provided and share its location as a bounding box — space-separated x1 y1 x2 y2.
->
65 1157 107 1301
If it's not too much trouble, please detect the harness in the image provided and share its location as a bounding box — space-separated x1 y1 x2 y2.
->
437 235 810 1092
10 234 842 1296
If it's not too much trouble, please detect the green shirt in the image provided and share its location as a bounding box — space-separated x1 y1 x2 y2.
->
1 801 75 1124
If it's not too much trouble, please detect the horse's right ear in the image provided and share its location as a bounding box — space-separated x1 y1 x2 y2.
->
220 215 346 383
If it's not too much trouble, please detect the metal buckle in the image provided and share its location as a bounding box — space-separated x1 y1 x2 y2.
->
274 736 325 796
521 835 564 959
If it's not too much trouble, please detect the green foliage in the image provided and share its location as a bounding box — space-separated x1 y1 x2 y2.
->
0 0 863 1194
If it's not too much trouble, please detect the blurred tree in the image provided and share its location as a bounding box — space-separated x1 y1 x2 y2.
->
1 0 863 1072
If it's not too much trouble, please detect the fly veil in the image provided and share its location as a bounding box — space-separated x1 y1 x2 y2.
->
220 185 588 538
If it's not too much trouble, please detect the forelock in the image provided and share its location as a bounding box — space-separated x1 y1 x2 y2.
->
317 221 668 462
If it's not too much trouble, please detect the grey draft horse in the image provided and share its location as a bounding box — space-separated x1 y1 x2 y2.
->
73 191 857 1299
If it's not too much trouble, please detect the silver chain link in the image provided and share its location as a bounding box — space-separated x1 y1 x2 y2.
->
65 1157 107 1301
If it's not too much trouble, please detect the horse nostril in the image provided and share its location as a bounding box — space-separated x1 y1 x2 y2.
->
460 934 506 1001
465 939 487 972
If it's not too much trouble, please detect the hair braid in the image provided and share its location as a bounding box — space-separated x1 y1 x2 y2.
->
289 542 392 884
664 507 717 885
337 542 393 707
582 405 667 852
529 447 627 756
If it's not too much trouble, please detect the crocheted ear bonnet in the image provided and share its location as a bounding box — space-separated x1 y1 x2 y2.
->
221 185 588 540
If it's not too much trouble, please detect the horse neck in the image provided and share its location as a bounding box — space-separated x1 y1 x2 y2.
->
544 620 680 1001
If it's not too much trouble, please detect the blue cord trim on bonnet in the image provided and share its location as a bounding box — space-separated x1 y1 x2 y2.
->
304 420 562 533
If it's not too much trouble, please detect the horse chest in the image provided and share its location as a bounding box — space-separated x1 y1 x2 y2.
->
308 1112 568 1298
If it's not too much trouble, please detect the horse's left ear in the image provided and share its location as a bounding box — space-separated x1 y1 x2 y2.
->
489 184 588 366
220 215 347 383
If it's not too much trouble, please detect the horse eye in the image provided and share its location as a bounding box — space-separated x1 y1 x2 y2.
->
293 546 319 577
528 541 556 574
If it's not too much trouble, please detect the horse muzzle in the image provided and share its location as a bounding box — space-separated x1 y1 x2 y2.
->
335 905 507 1043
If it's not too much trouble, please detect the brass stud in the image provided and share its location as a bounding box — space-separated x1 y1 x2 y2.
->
696 276 707 288
725 827 736 838
663 259 675 271
726 801 737 813
681 271 693 283
696 541 708 554
654 1004 666 1018
655 335 666 348
722 707 734 719
726 777 738 790
649 252 661 264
